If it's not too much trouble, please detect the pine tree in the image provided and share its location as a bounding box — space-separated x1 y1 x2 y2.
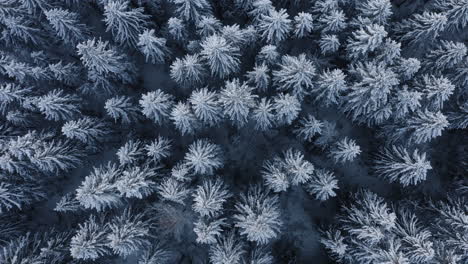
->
117 140 145 166
75 163 122 211
262 158 290 193
376 39 401 65
329 137 361 163
62 117 110 144
396 58 421 80
107 209 150 257
170 0 212 22
44 8 88 45
356 0 393 25
395 12 447 46
392 86 422 118
209 232 245 264
313 69 347 106
170 101 199 135
251 97 276 131
115 166 157 199
257 44 279 65
320 230 348 262
138 29 170 64
196 15 221 38
248 0 274 22
219 79 257 127
189 88 223 126
70 215 110 260
395 110 449 144
319 34 340 54
167 17 187 42
305 169 339 201
273 54 316 100
139 90 174 124
144 136 171 162
170 54 206 88
184 139 223 175
282 148 315 185
347 24 387 60
246 63 270 92
434 0 468 31
200 34 240 78
221 24 251 47
294 114 324 142
1 16 44 45
29 139 83 173
35 89 81 121
424 40 467 72
374 145 432 186
103 1 150 47
257 8 292 44
234 186 282 244
157 177 190 205
293 12 314 38
194 218 225 244
138 243 173 264
48 61 81 86
105 96 141 123
0 182 45 213
0 83 31 113
318 10 347 33
192 178 231 218
417 75 455 111
273 93 301 125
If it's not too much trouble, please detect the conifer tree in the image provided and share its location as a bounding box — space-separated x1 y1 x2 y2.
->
293 12 314 38
347 24 387 60
1 16 44 46
319 34 340 54
257 44 280 65
251 97 276 131
138 29 170 64
273 54 316 100
62 117 110 145
170 54 206 88
105 96 141 123
29 139 83 174
294 114 324 142
392 86 422 119
170 0 212 22
318 10 347 33
167 17 187 42
391 110 449 144
329 137 361 163
248 0 274 22
170 101 199 135
424 40 467 72
192 178 231 218
258 8 292 44
184 139 223 175
70 215 110 260
395 11 447 46
219 79 257 127
262 158 290 192
138 243 173 264
305 169 339 201
194 218 225 244
48 61 81 86
234 186 282 244
44 8 89 45
273 93 301 125
139 90 174 124
116 166 157 199
103 1 150 47
209 232 245 264
189 88 223 126
396 58 421 80
34 89 81 121
200 34 240 78
196 15 221 38
0 182 45 213
246 63 270 92
374 146 432 186
417 75 455 111
313 69 347 106
434 0 468 31
117 140 145 166
157 177 190 205
356 0 393 25
144 136 171 162
0 83 31 113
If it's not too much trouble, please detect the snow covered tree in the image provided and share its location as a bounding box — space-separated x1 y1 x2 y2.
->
70 215 110 260
219 79 257 127
115 166 157 199
248 0 274 22
346 24 387 60
392 86 422 118
1 16 44 46
261 159 290 192
44 8 88 45
200 35 240 78
221 24 251 47
35 89 81 121
257 44 279 65
293 12 314 38
424 40 467 72
184 139 223 175
170 101 199 135
251 97 276 131
105 96 141 123
170 54 206 88
392 110 449 144
107 209 150 257
417 75 455 111
329 137 361 163
434 0 468 31
375 38 401 65
395 11 447 46
157 177 190 205
282 148 315 185
75 163 122 211
0 182 45 213
62 117 110 144
318 10 347 33
144 136 171 162
305 169 339 201
246 63 270 92
374 145 432 187
103 1 150 47
356 0 393 25
0 83 31 113
189 88 223 126
29 139 83 173
273 54 316 100
194 218 225 244
209 232 245 264
273 93 301 125
138 243 173 264
319 34 340 55
170 0 212 22
343 61 399 125
138 29 170 64
234 186 282 244
167 17 187 42
139 90 174 124
294 114 324 142
313 69 347 106
48 61 81 86
196 15 221 38
257 8 292 44
117 140 145 166
192 178 231 218
396 58 421 80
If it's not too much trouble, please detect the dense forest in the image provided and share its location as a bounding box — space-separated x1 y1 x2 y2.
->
0 0 466 263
